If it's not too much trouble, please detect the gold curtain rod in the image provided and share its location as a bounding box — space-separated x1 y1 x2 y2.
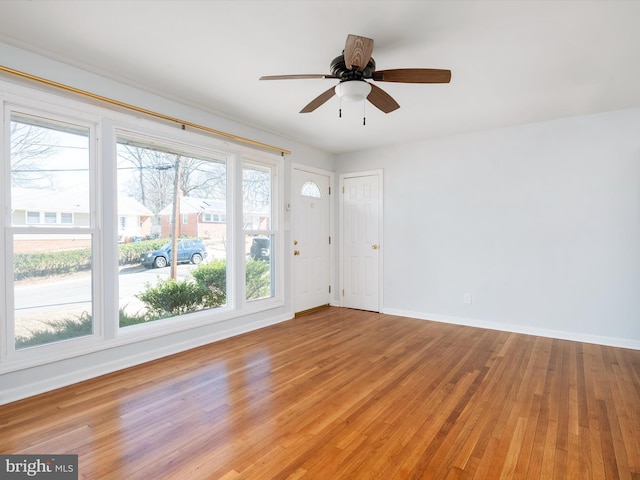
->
0 65 291 156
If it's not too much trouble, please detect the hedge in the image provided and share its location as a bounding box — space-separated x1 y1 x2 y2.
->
14 248 92 280
14 238 169 280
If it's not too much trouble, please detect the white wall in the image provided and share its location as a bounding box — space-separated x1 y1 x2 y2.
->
336 109 640 348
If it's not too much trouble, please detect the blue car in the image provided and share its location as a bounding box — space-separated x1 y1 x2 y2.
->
141 239 207 268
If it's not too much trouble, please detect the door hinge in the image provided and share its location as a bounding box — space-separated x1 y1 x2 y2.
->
329 186 331 195
342 186 345 193
329 285 331 293
342 289 345 296
328 236 331 245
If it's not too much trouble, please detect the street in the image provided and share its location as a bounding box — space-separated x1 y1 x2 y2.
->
13 261 203 337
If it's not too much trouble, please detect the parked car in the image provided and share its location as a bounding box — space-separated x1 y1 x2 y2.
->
141 239 207 268
250 237 270 261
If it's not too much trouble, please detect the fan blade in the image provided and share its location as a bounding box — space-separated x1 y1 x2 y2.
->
372 68 452 83
260 74 337 80
344 34 374 71
367 84 400 113
300 86 336 113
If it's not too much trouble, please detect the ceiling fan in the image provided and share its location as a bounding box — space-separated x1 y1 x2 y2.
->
260 34 451 115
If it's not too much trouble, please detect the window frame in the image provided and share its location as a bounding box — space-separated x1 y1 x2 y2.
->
2 100 103 369
240 157 283 309
113 127 235 336
0 79 285 374
111 125 284 339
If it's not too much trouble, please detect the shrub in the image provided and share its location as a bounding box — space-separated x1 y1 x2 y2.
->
118 306 154 327
134 258 269 316
246 259 270 300
191 259 227 307
136 278 208 317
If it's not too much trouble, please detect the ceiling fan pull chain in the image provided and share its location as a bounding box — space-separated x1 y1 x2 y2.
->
363 98 366 125
339 84 342 117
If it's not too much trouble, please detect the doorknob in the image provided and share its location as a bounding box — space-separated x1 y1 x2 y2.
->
293 240 298 245
372 244 379 250
294 250 300 256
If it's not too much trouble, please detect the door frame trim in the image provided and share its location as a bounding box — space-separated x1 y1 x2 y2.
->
339 169 384 312
291 163 336 311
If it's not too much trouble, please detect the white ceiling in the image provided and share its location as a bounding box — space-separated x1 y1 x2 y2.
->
0 1 639 154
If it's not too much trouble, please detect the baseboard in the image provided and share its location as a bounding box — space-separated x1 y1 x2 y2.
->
295 304 330 317
1 312 293 406
383 308 640 351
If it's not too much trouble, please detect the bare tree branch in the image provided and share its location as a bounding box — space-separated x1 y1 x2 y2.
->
10 121 60 189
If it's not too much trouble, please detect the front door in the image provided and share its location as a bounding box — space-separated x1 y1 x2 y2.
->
341 171 382 312
292 167 331 313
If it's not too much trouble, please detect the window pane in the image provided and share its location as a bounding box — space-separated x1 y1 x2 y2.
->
26 211 40 224
243 162 275 301
301 181 322 198
9 113 93 350
116 139 227 326
11 113 90 226
243 164 271 230
245 234 274 301
13 234 93 349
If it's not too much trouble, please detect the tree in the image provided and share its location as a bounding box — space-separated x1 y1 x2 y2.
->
117 144 175 215
178 156 226 200
10 120 60 189
117 143 226 215
242 166 270 208
242 165 271 229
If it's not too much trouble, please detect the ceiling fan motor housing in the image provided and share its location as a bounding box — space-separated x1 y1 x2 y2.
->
330 55 376 81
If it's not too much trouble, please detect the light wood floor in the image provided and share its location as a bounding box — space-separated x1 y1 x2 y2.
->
1 308 639 479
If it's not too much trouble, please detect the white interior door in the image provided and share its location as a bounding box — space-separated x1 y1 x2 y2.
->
341 172 382 312
292 167 331 313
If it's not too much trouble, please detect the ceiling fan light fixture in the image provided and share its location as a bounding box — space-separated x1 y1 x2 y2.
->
335 80 371 102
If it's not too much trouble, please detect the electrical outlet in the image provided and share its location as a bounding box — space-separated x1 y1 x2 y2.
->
464 293 472 304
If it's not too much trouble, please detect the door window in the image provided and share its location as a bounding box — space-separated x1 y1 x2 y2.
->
301 181 322 198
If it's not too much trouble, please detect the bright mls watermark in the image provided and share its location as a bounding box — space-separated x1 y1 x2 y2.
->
0 455 77 479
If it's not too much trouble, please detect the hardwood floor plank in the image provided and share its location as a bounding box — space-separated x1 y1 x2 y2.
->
0 308 639 479
512 393 543 479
